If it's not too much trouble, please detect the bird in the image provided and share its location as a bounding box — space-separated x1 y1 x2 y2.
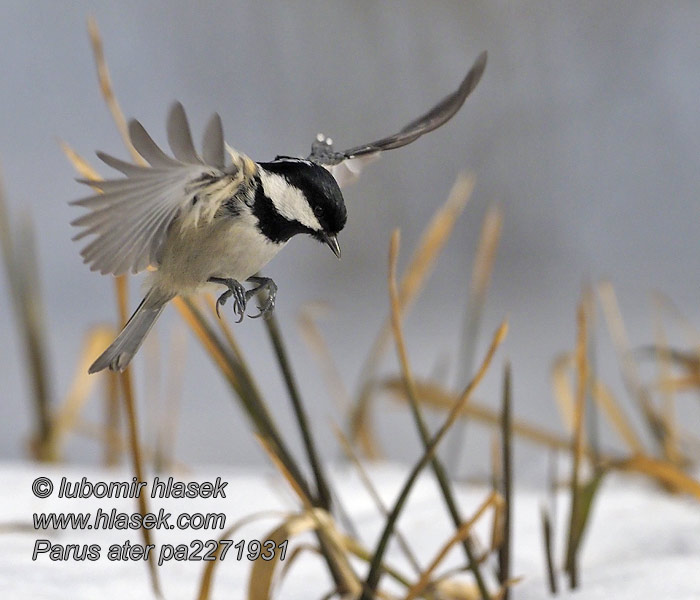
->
72 51 487 374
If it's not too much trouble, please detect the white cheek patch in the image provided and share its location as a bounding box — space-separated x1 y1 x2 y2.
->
260 171 321 231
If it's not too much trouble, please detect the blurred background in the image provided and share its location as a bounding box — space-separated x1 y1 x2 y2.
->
1 1 698 480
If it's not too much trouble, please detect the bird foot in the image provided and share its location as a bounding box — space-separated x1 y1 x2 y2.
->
245 276 278 320
209 277 247 322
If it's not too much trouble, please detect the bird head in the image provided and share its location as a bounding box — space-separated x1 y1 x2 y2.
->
255 158 346 257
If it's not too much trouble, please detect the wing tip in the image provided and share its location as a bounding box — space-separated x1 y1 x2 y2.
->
167 101 187 127
95 150 111 163
460 50 488 96
127 117 142 138
202 112 225 167
471 50 488 83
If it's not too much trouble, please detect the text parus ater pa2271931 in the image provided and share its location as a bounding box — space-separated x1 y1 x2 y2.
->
72 51 487 373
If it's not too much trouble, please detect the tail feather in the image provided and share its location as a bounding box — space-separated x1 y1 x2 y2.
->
89 295 167 373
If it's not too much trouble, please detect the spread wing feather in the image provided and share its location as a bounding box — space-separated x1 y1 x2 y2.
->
128 120 182 169
342 51 487 158
167 102 203 164
71 103 245 276
202 113 225 169
310 51 487 186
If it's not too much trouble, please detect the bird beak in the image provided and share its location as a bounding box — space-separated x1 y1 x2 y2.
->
323 234 341 259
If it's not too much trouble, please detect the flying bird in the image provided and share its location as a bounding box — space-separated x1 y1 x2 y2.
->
72 51 487 373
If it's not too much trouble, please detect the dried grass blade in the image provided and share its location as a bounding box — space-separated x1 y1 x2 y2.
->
490 456 504 552
103 369 121 466
298 303 352 412
0 183 55 460
637 346 700 374
73 419 190 471
362 232 507 599
432 578 480 600
651 291 700 346
256 434 315 509
391 173 475 345
202 293 247 363
569 471 606 562
49 326 116 453
540 505 558 594
490 432 502 504
195 510 289 600
655 375 700 393
383 378 581 456
405 491 501 600
609 455 700 501
60 142 122 465
174 297 313 498
87 16 144 164
497 363 512 600
448 205 503 469
113 277 162 598
457 205 503 385
652 298 682 465
256 434 359 596
255 302 352 594
62 104 162 594
387 230 490 599
351 173 475 455
564 302 588 589
263 313 333 510
173 297 239 388
340 535 414 590
598 282 667 450
554 350 644 455
275 544 323 592
333 424 421 575
154 324 187 471
58 140 103 181
591 379 645 455
551 353 576 433
247 510 354 600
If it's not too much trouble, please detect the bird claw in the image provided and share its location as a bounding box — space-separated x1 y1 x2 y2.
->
209 276 277 322
246 277 277 320
211 278 247 322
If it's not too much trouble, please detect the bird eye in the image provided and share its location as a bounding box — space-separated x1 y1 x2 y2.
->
314 205 324 217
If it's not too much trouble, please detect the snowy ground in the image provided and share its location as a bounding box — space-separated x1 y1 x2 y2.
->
0 461 698 599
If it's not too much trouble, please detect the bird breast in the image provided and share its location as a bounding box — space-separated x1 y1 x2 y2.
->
151 212 285 297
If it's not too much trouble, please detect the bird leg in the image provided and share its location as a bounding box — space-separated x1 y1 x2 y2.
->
208 277 247 322
245 276 278 320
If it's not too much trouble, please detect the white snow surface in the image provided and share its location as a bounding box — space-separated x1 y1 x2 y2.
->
0 461 699 599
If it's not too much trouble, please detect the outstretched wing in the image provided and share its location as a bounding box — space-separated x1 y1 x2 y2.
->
71 103 255 276
309 51 487 187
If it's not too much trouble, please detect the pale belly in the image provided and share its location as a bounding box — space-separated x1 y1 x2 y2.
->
151 216 285 296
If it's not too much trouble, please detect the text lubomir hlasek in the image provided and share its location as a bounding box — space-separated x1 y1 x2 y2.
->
56 477 227 499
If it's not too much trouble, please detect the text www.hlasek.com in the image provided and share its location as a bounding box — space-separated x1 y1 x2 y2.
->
33 508 225 531
31 475 290 564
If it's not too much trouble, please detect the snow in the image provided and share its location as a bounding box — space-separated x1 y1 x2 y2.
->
0 461 698 599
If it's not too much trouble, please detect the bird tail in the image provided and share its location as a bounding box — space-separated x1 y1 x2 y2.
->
89 292 169 374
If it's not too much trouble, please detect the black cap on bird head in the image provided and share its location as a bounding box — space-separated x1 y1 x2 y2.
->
256 158 347 257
